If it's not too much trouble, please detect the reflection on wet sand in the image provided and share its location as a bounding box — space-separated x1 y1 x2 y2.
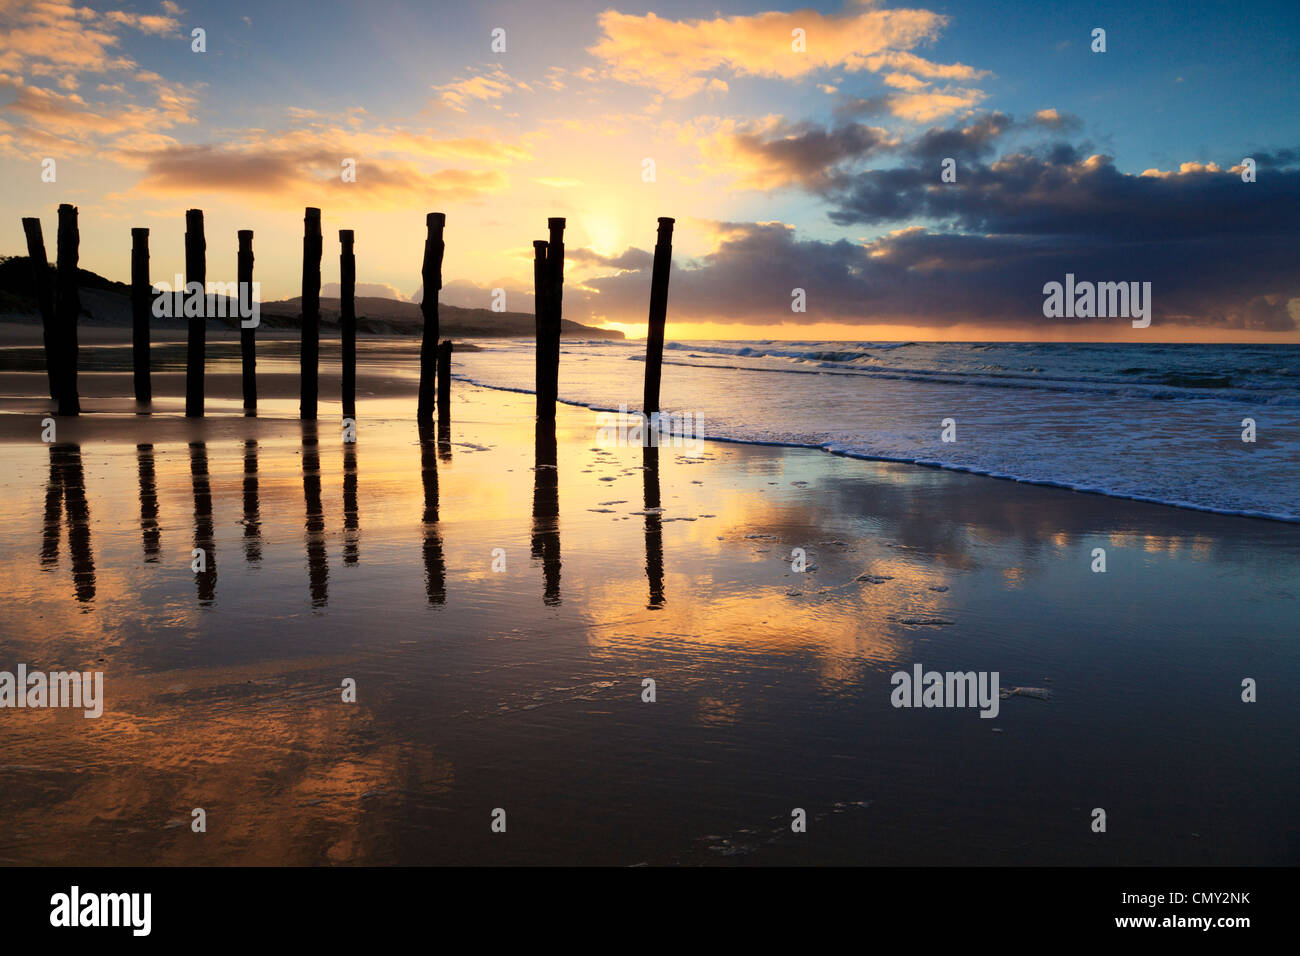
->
41 443 96 603
642 445 665 609
531 419 561 606
242 439 262 564
302 426 329 608
342 442 359 566
419 423 445 605
189 441 216 605
40 448 61 569
136 443 161 562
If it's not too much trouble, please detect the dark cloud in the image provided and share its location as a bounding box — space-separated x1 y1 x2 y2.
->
905 111 1013 163
567 206 1298 331
724 119 895 189
822 148 1300 245
567 246 654 270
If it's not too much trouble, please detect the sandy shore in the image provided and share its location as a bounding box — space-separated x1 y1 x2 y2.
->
0 344 1297 865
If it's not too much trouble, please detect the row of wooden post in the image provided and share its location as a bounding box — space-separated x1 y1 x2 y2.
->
20 206 675 425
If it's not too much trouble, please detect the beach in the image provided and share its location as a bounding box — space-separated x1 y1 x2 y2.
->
0 334 1297 866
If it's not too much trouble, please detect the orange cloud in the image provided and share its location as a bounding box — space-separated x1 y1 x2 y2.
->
588 2 986 107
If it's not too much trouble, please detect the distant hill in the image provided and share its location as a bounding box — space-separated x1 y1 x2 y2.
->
0 255 623 339
261 295 624 339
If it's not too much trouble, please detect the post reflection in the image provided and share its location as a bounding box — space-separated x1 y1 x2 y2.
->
342 442 359 566
302 426 329 607
42 444 96 603
531 418 561 606
41 447 62 569
642 445 665 609
136 443 161 562
419 423 446 605
242 439 262 564
437 419 451 462
189 441 216 605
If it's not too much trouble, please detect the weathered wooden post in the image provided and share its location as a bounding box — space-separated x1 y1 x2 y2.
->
642 217 675 418
300 207 322 420
55 204 80 416
238 230 256 414
417 212 445 423
131 227 151 404
339 229 356 420
21 217 58 401
533 239 550 418
545 217 565 408
437 340 452 423
184 208 205 418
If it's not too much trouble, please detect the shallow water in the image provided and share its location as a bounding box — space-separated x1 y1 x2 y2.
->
0 360 1297 865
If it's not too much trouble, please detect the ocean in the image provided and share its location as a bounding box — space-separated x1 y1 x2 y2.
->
455 340 1300 522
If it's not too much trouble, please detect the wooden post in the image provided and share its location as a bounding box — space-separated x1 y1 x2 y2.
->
437 340 452 423
54 204 80 416
21 217 58 401
184 208 205 418
533 239 549 418
340 229 356 421
417 212 445 423
300 207 322 420
238 230 256 414
642 217 675 418
545 217 565 410
131 227 151 404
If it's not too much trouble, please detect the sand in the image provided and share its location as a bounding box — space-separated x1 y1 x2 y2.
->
0 337 1297 865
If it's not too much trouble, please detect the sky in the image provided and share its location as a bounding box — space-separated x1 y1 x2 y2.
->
1 0 1298 340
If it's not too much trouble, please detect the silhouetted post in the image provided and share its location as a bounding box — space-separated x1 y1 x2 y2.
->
340 229 356 420
417 212 445 423
238 230 256 414
642 217 675 418
533 239 550 418
54 204 80 416
300 207 322 420
21 218 58 401
437 340 452 423
184 208 206 417
545 217 565 409
131 227 151 404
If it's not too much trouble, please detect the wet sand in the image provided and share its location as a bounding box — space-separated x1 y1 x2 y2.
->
0 344 1297 865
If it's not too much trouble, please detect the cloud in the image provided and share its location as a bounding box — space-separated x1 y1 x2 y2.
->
321 281 408 301
563 144 1300 333
588 2 986 110
698 115 896 190
128 142 509 207
433 67 529 112
103 11 179 36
